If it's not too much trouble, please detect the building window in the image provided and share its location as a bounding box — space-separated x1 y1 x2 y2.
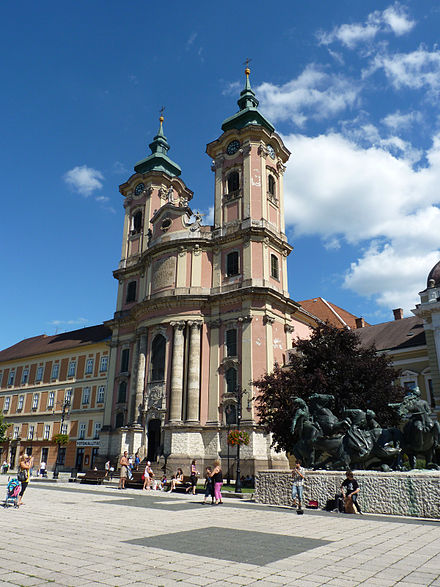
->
32 393 39 410
36 366 44 382
65 388 72 403
151 335 166 382
226 251 239 277
268 174 276 196
93 422 101 439
271 254 279 280
126 281 137 303
225 403 237 425
51 364 59 380
43 424 51 440
115 413 125 428
120 349 130 373
97 386 105 404
226 329 237 357
13 426 19 440
28 425 34 440
48 391 55 409
82 387 90 405
8 371 15 386
99 356 108 373
58 447 66 465
132 210 143 234
117 381 127 403
85 359 94 375
79 423 86 440
226 368 237 394
68 361 76 377
227 171 239 194
17 395 24 411
61 423 68 435
22 369 29 385
4 397 10 412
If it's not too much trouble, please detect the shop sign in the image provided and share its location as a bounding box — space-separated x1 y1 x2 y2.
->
76 440 100 448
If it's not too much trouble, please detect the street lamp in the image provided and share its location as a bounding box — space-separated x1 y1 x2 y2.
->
53 398 71 479
233 385 247 494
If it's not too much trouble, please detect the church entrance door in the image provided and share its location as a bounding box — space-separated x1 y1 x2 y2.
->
147 419 161 462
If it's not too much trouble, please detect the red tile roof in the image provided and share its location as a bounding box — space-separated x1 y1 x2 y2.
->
299 297 368 329
0 325 112 363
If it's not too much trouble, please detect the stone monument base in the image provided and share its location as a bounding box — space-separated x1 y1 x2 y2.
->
255 469 440 519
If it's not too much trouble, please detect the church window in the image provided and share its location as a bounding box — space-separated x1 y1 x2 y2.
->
117 381 127 403
115 412 125 428
120 349 130 373
268 174 276 196
226 329 237 357
126 281 137 303
227 171 239 194
226 367 237 394
226 251 239 277
132 211 143 234
271 254 279 280
151 334 166 382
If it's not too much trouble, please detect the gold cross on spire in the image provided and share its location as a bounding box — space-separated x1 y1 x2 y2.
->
159 105 165 122
243 58 252 76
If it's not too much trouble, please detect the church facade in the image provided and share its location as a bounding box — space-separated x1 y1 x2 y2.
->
99 69 317 474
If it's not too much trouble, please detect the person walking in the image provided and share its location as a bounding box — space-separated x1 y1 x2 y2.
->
17 454 32 506
186 460 199 495
143 461 154 490
118 451 129 489
291 460 305 511
341 470 362 514
212 460 223 504
202 466 214 504
104 460 110 479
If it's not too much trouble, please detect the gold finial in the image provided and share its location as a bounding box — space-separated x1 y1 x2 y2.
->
159 105 165 123
243 57 252 76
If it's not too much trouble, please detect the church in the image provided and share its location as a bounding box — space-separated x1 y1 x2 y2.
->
99 67 317 474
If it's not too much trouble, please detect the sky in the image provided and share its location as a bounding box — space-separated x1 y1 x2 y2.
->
1 0 440 350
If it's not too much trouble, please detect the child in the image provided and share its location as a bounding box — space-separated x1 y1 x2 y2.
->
202 466 214 504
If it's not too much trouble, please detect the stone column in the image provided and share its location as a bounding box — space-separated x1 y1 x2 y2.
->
207 318 221 424
134 328 148 425
169 321 186 422
186 321 202 423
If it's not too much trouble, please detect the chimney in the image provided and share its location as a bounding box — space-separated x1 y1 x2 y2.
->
355 317 365 329
393 308 403 320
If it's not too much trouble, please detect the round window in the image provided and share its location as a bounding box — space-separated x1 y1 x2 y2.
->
161 218 172 231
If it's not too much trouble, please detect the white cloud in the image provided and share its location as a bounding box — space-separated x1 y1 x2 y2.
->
369 47 440 94
49 318 88 326
205 206 214 225
256 65 359 127
382 110 422 131
282 131 440 312
64 165 104 197
318 2 415 49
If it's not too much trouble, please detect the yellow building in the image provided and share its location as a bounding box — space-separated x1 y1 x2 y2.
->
0 325 111 473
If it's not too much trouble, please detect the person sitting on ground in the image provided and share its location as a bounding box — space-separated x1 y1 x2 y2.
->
340 470 362 514
168 468 184 492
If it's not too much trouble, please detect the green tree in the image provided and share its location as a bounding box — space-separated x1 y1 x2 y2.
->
0 413 10 442
254 323 404 454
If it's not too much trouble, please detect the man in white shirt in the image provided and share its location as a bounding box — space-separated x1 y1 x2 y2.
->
291 460 305 510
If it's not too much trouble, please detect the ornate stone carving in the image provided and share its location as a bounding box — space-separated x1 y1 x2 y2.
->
284 324 295 333
263 315 275 325
178 246 186 257
170 320 186 330
151 256 176 291
187 320 203 329
277 160 286 174
123 196 133 208
267 192 279 207
207 319 222 329
193 244 201 256
159 186 168 200
238 315 253 324
146 384 165 411
240 144 252 156
213 156 225 170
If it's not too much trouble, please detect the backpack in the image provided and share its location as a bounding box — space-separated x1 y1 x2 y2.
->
17 469 27 483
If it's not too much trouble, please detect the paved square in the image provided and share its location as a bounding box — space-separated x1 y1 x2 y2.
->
126 527 330 565
1 478 439 586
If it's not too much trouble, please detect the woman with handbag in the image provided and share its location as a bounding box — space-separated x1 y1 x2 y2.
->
17 454 32 506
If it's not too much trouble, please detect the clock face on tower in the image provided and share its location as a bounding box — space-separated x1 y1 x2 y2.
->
134 183 145 196
226 140 240 155
267 144 275 159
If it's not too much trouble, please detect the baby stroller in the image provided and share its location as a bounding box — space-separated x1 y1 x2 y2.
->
2 477 21 508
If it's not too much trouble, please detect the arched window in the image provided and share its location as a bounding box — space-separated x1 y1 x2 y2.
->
226 251 239 277
117 381 127 403
226 367 237 394
227 171 239 194
151 334 166 382
132 211 143 234
271 254 279 280
115 412 125 428
268 174 276 196
126 281 137 303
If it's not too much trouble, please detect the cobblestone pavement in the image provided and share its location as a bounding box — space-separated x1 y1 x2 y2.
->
0 478 439 587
